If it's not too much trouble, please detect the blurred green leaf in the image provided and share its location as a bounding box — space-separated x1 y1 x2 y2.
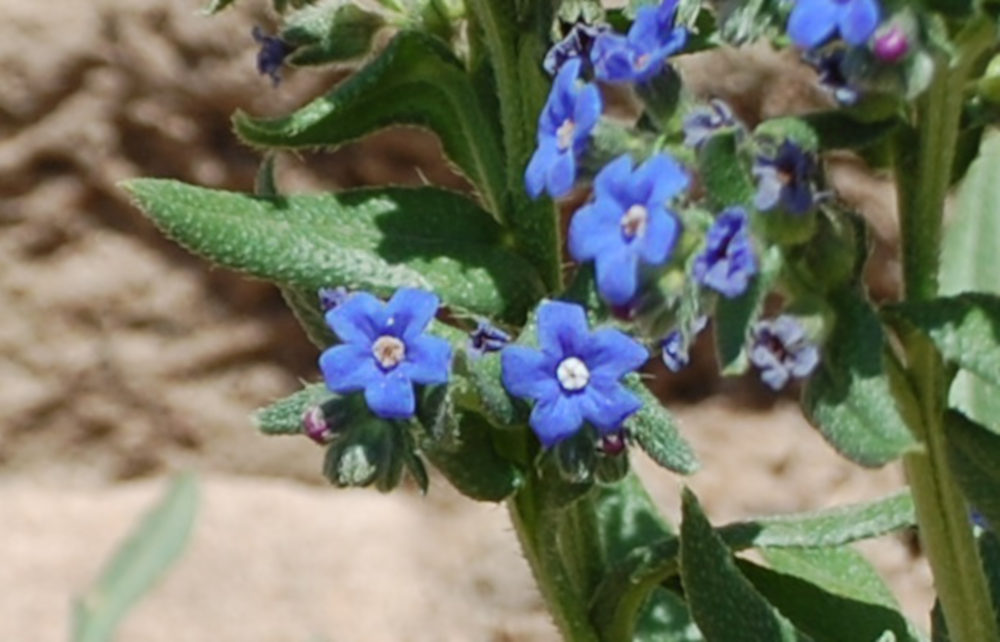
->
946 410 1000 532
282 1 385 66
233 30 507 218
124 180 544 323
625 374 699 475
800 111 900 151
634 588 704 642
73 475 199 642
803 290 915 466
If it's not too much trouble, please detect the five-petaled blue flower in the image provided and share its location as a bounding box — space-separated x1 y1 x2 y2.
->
525 58 602 199
692 207 758 298
501 301 647 447
788 0 881 50
319 288 452 419
753 140 817 215
590 0 687 83
568 153 688 305
749 315 820 390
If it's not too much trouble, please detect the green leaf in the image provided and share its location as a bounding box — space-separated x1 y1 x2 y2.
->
680 488 806 642
930 529 1000 642
888 293 1000 388
741 547 922 642
421 412 522 502
73 474 199 642
253 382 333 435
715 245 782 375
800 111 901 151
697 129 755 209
280 285 336 348
281 2 385 66
940 128 1000 433
946 410 1000 532
233 30 507 218
123 180 544 323
625 374 699 475
635 588 704 642
202 0 237 14
802 290 915 466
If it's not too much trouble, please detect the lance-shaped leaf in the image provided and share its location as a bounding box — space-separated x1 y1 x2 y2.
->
697 129 755 209
624 374 699 475
421 412 522 502
802 290 915 466
679 489 806 642
233 30 507 217
254 382 333 435
123 180 544 322
281 2 385 66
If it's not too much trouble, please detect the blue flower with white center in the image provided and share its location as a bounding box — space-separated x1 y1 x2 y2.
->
501 301 647 447
682 99 741 149
692 207 758 298
788 0 881 50
525 58 603 199
319 288 452 420
543 23 611 76
749 315 820 390
752 140 818 215
568 153 688 305
590 0 686 83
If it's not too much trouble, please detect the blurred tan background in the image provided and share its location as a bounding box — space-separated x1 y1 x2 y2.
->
0 1 925 640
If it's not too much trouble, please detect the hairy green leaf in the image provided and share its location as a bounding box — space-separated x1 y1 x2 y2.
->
803 290 915 466
634 588 704 642
73 475 199 642
422 412 522 502
124 180 544 322
233 30 507 217
625 374 699 475
254 382 332 435
946 411 1000 532
281 2 385 66
698 129 755 209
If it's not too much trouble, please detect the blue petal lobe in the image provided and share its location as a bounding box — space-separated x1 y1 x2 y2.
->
788 0 838 49
320 344 380 392
501 346 559 400
537 300 591 358
530 394 583 447
526 142 557 199
840 0 879 45
385 287 439 340
639 154 689 204
581 328 648 378
573 84 603 136
364 370 416 419
326 292 384 345
568 203 618 261
638 207 679 265
595 246 639 306
400 334 451 384
579 381 642 432
546 149 576 198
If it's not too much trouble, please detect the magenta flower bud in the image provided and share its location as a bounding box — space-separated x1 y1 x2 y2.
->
601 432 627 456
873 26 909 64
303 405 335 445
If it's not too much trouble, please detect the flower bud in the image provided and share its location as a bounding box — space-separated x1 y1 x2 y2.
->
873 25 909 64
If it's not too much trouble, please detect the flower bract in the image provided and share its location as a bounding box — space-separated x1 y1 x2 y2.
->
525 58 602 199
568 153 688 305
749 315 820 390
752 140 817 215
787 0 880 50
501 301 647 447
591 0 686 83
319 288 452 419
692 207 758 298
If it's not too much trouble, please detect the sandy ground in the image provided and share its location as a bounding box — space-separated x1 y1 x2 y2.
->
0 0 927 640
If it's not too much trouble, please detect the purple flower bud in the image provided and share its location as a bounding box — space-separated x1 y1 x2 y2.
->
749 315 820 390
691 207 757 298
468 320 511 357
873 25 909 64
252 26 294 87
600 431 627 455
303 405 336 445
318 286 351 312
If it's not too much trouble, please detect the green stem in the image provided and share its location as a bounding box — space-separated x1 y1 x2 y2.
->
507 477 601 642
893 17 999 642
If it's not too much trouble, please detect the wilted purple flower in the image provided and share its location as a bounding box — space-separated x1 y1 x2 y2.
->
252 26 294 86
682 99 741 148
787 0 881 50
752 140 818 215
319 286 351 312
590 0 686 83
692 207 757 298
468 320 511 357
804 48 860 106
749 315 820 390
303 405 336 445
661 315 707 372
543 23 612 76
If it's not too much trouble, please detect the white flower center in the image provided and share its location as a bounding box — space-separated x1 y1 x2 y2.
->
372 335 406 369
556 118 576 151
620 204 649 240
556 356 590 391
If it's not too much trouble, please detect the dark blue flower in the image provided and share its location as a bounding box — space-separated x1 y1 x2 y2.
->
692 207 757 298
501 301 647 446
319 288 452 419
682 99 741 148
749 315 820 390
568 153 688 305
803 48 860 106
661 314 708 372
468 320 511 357
318 286 351 312
252 26 295 87
752 140 818 215
543 23 611 76
591 0 687 83
788 0 881 50
525 58 603 199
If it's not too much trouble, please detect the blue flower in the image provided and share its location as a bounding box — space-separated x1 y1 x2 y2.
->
749 315 820 390
692 207 758 298
591 0 687 83
468 320 511 357
803 48 860 106
661 315 707 372
501 301 647 446
752 140 817 215
319 288 452 419
788 0 880 50
682 99 741 149
525 58 602 199
252 26 295 87
568 153 688 305
543 23 611 76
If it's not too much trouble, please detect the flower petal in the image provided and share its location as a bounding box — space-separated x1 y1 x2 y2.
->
501 345 559 400
546 149 577 198
578 381 642 432
594 155 635 208
530 394 584 447
637 207 679 265
581 328 648 378
568 201 619 262
573 83 603 136
320 343 380 393
537 300 591 358
526 141 558 199
325 292 385 345
637 154 689 204
385 287 439 340
364 370 416 419
595 245 639 306
840 0 879 45
400 334 452 384
787 0 838 49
